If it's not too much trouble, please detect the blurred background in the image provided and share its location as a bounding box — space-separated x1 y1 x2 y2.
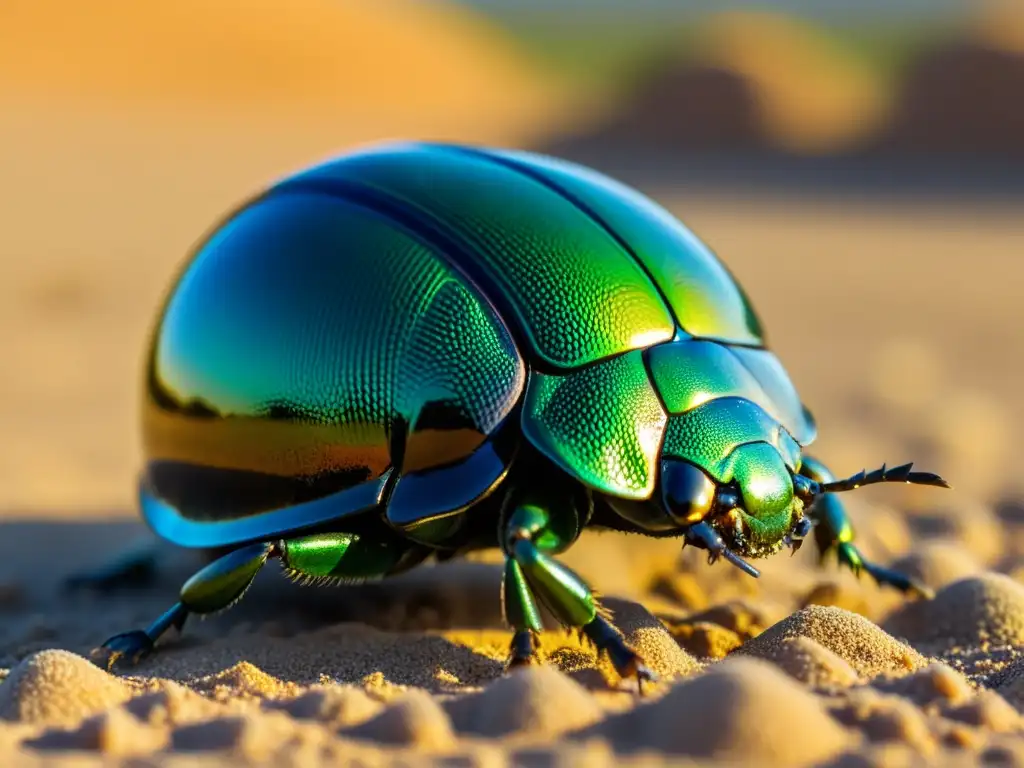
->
2 0 1023 521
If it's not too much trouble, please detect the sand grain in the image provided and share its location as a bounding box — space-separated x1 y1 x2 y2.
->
884 574 1024 653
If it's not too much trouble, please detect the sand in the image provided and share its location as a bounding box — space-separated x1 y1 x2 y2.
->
2 488 1023 767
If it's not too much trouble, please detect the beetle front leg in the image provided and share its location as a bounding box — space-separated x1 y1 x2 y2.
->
799 456 933 599
502 503 656 690
93 542 274 669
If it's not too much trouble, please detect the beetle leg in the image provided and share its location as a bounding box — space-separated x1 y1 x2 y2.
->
64 540 163 592
91 542 274 670
800 456 933 599
276 531 410 584
503 503 657 691
502 558 543 668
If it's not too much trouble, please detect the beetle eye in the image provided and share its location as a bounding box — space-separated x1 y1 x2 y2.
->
660 460 716 525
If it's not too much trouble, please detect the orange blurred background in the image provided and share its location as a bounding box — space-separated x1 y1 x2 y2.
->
2 0 1023 513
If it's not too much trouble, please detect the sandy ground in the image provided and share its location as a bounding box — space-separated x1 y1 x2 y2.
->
2 104 1024 766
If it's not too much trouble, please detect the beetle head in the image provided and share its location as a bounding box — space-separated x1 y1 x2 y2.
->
661 449 950 576
662 442 803 561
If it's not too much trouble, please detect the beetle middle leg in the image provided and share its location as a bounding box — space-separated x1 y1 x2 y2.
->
93 531 413 669
799 455 933 599
499 490 656 690
502 557 543 668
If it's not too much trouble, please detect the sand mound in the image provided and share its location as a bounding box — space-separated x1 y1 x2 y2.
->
27 708 168 756
344 689 455 749
661 597 793 658
943 691 1022 732
0 0 561 144
590 657 852 763
191 661 296 701
667 621 743 659
872 664 975 709
738 606 926 679
169 710 325 757
264 684 381 726
884 574 1024 652
564 11 886 155
755 636 860 688
0 650 131 726
831 689 938 756
445 665 602 738
680 599 783 639
123 682 225 726
890 541 983 591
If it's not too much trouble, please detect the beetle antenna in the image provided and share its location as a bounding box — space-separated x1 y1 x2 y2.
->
821 462 950 493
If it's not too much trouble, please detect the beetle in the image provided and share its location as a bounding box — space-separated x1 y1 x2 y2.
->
85 142 948 684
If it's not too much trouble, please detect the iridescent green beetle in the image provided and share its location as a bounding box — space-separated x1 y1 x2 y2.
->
87 142 948 684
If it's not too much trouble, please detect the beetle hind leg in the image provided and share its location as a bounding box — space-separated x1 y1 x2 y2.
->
64 541 163 593
92 529 419 669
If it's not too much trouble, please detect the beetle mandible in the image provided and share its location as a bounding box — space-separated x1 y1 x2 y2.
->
85 142 948 684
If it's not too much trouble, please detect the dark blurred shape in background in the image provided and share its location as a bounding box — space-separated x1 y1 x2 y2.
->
519 3 1024 193
878 6 1024 156
542 11 891 156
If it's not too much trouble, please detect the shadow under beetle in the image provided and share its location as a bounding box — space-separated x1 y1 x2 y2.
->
80 142 949 687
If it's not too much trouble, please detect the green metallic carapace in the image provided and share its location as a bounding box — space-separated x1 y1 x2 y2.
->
80 142 949 687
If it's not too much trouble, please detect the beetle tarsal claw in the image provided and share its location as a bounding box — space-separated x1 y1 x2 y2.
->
784 513 812 556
